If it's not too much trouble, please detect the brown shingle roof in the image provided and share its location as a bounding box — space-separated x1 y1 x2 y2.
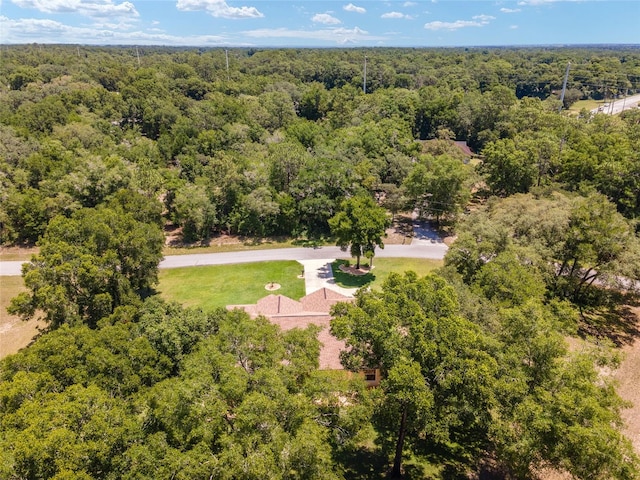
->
227 288 353 370
454 140 474 156
256 294 304 315
300 287 353 313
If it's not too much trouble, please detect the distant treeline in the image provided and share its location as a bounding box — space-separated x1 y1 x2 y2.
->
1 45 639 245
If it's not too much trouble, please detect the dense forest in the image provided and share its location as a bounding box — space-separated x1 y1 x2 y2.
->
1 45 640 479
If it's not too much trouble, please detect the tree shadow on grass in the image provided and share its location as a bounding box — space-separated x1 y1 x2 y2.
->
579 305 640 347
333 445 389 480
332 260 375 288
334 445 443 480
291 238 324 248
578 289 640 347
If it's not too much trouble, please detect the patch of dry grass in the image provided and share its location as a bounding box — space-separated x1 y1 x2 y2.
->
0 246 38 261
0 276 45 358
613 306 640 454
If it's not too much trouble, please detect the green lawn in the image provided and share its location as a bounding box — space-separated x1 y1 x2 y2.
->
332 257 443 290
0 276 46 359
158 257 443 312
568 99 601 114
157 260 306 310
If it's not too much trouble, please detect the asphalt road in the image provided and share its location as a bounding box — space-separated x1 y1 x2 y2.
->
0 243 448 277
590 93 640 115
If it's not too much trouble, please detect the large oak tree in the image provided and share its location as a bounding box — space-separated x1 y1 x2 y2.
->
329 195 390 269
9 203 164 328
331 272 498 477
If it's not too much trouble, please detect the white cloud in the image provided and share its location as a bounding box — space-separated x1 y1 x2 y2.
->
242 26 384 44
381 11 412 19
500 7 521 13
0 15 231 45
343 3 366 14
424 14 494 31
509 24 518 29
11 0 138 18
473 14 495 22
176 0 263 19
91 19 136 30
517 0 568 4
403 1 417 6
424 20 478 30
312 13 341 25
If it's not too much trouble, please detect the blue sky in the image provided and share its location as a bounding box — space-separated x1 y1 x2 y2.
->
1 1 638 47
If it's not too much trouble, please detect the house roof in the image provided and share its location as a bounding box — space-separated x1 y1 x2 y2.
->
300 287 352 313
454 140 474 156
257 294 305 315
227 288 354 370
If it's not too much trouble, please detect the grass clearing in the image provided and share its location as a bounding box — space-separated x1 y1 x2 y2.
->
163 235 333 256
0 276 45 358
332 257 443 290
158 257 442 312
163 238 297 256
0 246 38 261
157 260 306 310
568 99 601 114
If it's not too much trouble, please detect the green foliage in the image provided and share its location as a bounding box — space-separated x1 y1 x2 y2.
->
0 322 171 397
557 191 636 300
404 154 471 223
135 297 224 366
0 301 369 479
8 66 41 90
2 45 640 479
138 309 362 479
172 182 217 242
329 195 390 269
1 384 141 479
480 138 538 195
9 205 164 328
445 191 640 304
235 186 281 236
2 45 640 251
473 249 546 306
332 272 498 475
492 314 639 478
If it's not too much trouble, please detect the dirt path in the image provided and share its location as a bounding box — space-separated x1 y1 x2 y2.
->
613 305 640 453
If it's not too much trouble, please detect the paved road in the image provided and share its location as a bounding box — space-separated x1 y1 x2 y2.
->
0 244 448 276
411 211 447 246
160 245 447 269
590 93 640 115
0 261 25 276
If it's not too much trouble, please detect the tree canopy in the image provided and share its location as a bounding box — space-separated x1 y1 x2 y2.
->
329 194 390 269
332 270 639 478
8 203 164 328
2 44 640 479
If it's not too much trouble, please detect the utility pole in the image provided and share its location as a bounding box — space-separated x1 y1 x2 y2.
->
225 49 230 81
363 55 367 94
136 46 141 67
609 89 616 114
558 61 571 112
